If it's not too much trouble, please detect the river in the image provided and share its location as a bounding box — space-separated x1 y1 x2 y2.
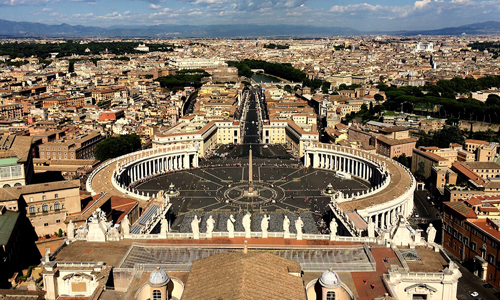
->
251 73 281 83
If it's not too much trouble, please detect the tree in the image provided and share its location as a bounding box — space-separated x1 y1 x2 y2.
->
393 153 410 168
415 161 426 180
94 134 141 161
430 126 464 148
374 93 384 102
58 228 63 237
486 94 500 106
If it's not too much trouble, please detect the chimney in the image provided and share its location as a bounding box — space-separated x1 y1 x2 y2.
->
244 240 248 254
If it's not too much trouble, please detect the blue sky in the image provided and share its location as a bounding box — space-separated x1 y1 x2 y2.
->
0 0 498 31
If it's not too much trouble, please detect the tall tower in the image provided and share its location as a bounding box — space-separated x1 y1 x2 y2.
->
248 145 253 194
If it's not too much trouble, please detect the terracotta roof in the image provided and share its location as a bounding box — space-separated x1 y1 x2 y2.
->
445 201 477 218
182 252 305 300
376 135 418 146
463 161 500 170
451 163 485 185
465 139 489 145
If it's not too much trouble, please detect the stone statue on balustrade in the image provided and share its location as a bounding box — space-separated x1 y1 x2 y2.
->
121 215 130 235
191 215 201 239
426 223 437 244
227 214 235 238
160 216 168 234
157 190 165 200
108 224 121 241
67 220 75 240
283 215 290 238
87 208 107 242
295 216 304 240
242 212 252 238
76 225 88 239
206 215 215 238
261 214 270 238
330 218 338 241
367 218 375 238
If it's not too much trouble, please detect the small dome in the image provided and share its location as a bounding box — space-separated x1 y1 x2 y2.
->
319 269 341 288
149 267 170 286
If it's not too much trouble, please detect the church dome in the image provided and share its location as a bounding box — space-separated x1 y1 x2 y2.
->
319 269 341 288
149 267 170 287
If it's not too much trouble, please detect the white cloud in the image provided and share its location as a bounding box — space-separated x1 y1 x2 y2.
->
414 0 432 9
149 3 160 9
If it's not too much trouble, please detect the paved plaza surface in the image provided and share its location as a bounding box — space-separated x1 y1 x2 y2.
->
135 152 371 233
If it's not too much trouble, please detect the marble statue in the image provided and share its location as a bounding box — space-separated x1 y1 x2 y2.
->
67 220 75 240
121 215 130 235
426 223 437 244
295 217 304 240
261 214 270 238
243 212 252 238
367 218 375 238
283 215 290 238
330 218 338 241
76 226 88 239
160 216 168 234
206 215 215 238
191 215 201 239
227 214 235 238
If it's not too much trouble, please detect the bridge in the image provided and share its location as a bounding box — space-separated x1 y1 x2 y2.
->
251 69 265 74
252 80 303 90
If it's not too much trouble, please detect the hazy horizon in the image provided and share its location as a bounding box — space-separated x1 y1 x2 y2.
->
0 0 499 32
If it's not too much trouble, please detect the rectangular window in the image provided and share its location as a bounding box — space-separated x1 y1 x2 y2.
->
471 242 477 251
42 195 46 201
458 233 463 242
44 223 49 227
464 237 469 247
488 254 495 264
55 194 58 199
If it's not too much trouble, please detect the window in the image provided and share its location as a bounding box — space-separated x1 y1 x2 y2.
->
54 202 60 211
29 197 33 202
471 242 477 251
42 204 48 212
326 291 335 300
458 233 463 242
152 290 161 300
29 206 35 214
42 195 46 201
56 219 60 223
44 223 49 227
488 254 495 264
54 194 58 199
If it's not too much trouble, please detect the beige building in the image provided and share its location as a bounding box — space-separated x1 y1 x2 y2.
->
38 131 103 160
0 135 34 187
0 180 82 237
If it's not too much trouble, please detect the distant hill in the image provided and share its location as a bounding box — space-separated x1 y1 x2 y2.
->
0 20 359 38
1 19 500 38
390 21 500 36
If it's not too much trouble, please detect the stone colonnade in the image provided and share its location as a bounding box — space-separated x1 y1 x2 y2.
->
304 143 416 231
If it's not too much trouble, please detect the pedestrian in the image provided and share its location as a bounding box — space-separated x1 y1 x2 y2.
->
363 279 367 284
371 283 375 289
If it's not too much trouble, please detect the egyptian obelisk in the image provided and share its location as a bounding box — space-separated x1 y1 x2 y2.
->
248 145 253 194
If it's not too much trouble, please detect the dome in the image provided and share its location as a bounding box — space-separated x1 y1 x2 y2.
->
319 269 341 288
149 267 170 287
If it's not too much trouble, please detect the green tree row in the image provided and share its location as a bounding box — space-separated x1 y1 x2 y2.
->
0 41 175 59
227 59 325 90
155 69 210 93
93 134 141 161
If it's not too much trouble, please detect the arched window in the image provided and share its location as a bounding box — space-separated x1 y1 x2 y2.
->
3 184 10 188
42 204 48 212
29 206 35 214
152 290 161 300
326 291 335 300
54 202 60 211
13 183 22 187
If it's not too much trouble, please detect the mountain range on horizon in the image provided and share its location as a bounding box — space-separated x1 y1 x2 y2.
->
1 19 500 38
